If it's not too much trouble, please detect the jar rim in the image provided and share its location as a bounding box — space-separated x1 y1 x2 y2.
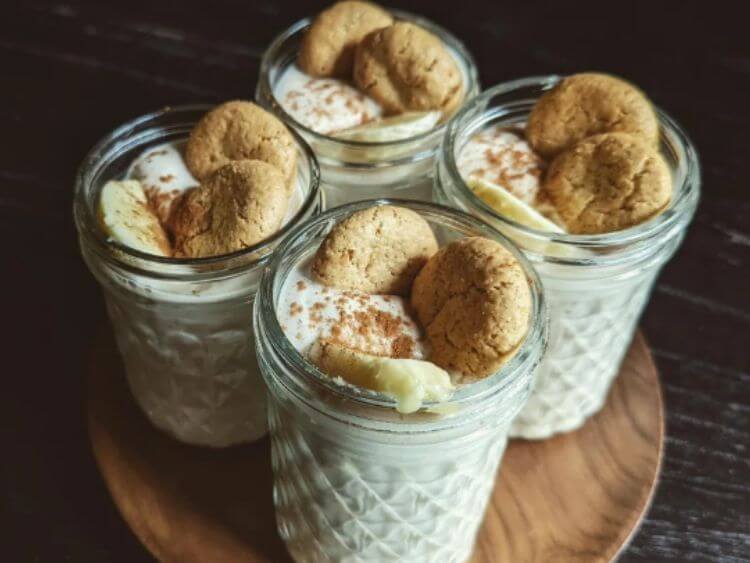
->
255 9 480 152
255 198 547 434
439 75 701 256
73 104 322 279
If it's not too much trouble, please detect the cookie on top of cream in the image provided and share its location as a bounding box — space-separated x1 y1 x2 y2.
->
275 1 465 140
298 0 393 78
527 73 659 158
457 73 672 235
411 236 531 381
311 205 438 295
99 101 302 257
545 132 671 234
353 21 463 116
278 205 532 412
185 101 297 189
170 160 290 258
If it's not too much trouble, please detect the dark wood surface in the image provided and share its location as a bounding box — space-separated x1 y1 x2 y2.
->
1 1 747 561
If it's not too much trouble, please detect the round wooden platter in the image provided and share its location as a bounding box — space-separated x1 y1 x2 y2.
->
87 331 663 563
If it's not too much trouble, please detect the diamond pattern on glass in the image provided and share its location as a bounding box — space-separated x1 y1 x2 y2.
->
510 274 655 439
106 296 268 447
269 403 508 562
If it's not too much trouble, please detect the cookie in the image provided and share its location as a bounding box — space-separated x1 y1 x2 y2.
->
411 236 531 380
353 22 464 115
527 73 659 158
543 132 672 234
311 205 439 295
171 160 289 258
298 1 393 77
185 101 297 188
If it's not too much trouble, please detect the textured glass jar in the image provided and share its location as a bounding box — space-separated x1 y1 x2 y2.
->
74 105 322 447
435 76 701 439
255 11 479 208
254 199 547 562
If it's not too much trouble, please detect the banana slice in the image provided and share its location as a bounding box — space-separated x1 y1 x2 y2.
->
466 176 593 259
310 340 454 414
334 111 442 143
467 176 564 233
98 180 171 256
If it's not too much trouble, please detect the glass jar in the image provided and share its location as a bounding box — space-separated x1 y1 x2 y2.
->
255 11 479 208
435 76 701 439
74 105 322 447
254 199 547 562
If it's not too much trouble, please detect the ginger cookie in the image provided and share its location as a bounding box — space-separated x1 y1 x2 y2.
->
411 236 531 380
298 1 393 77
311 205 439 295
544 132 672 234
353 22 464 115
171 160 289 258
527 73 659 158
185 101 297 188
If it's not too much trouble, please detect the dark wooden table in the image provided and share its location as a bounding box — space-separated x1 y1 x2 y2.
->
2 1 748 561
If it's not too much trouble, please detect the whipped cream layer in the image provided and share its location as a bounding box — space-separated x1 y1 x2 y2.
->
127 140 199 224
95 139 312 447
279 256 426 359
276 65 383 135
457 125 545 205
276 255 463 414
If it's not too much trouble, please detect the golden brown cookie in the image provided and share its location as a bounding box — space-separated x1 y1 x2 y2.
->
298 1 393 77
543 132 672 234
171 160 289 258
311 205 439 295
527 73 659 158
411 236 531 380
353 22 464 115
185 101 297 188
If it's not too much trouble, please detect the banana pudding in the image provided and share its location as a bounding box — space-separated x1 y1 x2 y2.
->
279 205 530 411
257 2 478 205
436 74 700 438
75 104 321 447
256 200 546 562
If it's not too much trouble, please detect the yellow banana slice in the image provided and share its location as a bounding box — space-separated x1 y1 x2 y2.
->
310 340 454 414
334 111 442 143
466 176 564 233
466 176 591 259
98 180 171 256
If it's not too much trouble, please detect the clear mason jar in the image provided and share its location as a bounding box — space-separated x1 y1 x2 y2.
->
254 199 547 562
435 76 701 439
255 11 479 208
73 105 322 447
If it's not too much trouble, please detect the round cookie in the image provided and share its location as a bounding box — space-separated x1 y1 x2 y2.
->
411 236 531 380
544 132 672 234
171 160 289 258
311 205 439 295
185 101 297 188
298 1 393 77
527 73 659 158
353 22 464 116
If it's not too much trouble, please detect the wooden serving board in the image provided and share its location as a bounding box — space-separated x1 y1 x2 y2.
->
87 332 663 563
